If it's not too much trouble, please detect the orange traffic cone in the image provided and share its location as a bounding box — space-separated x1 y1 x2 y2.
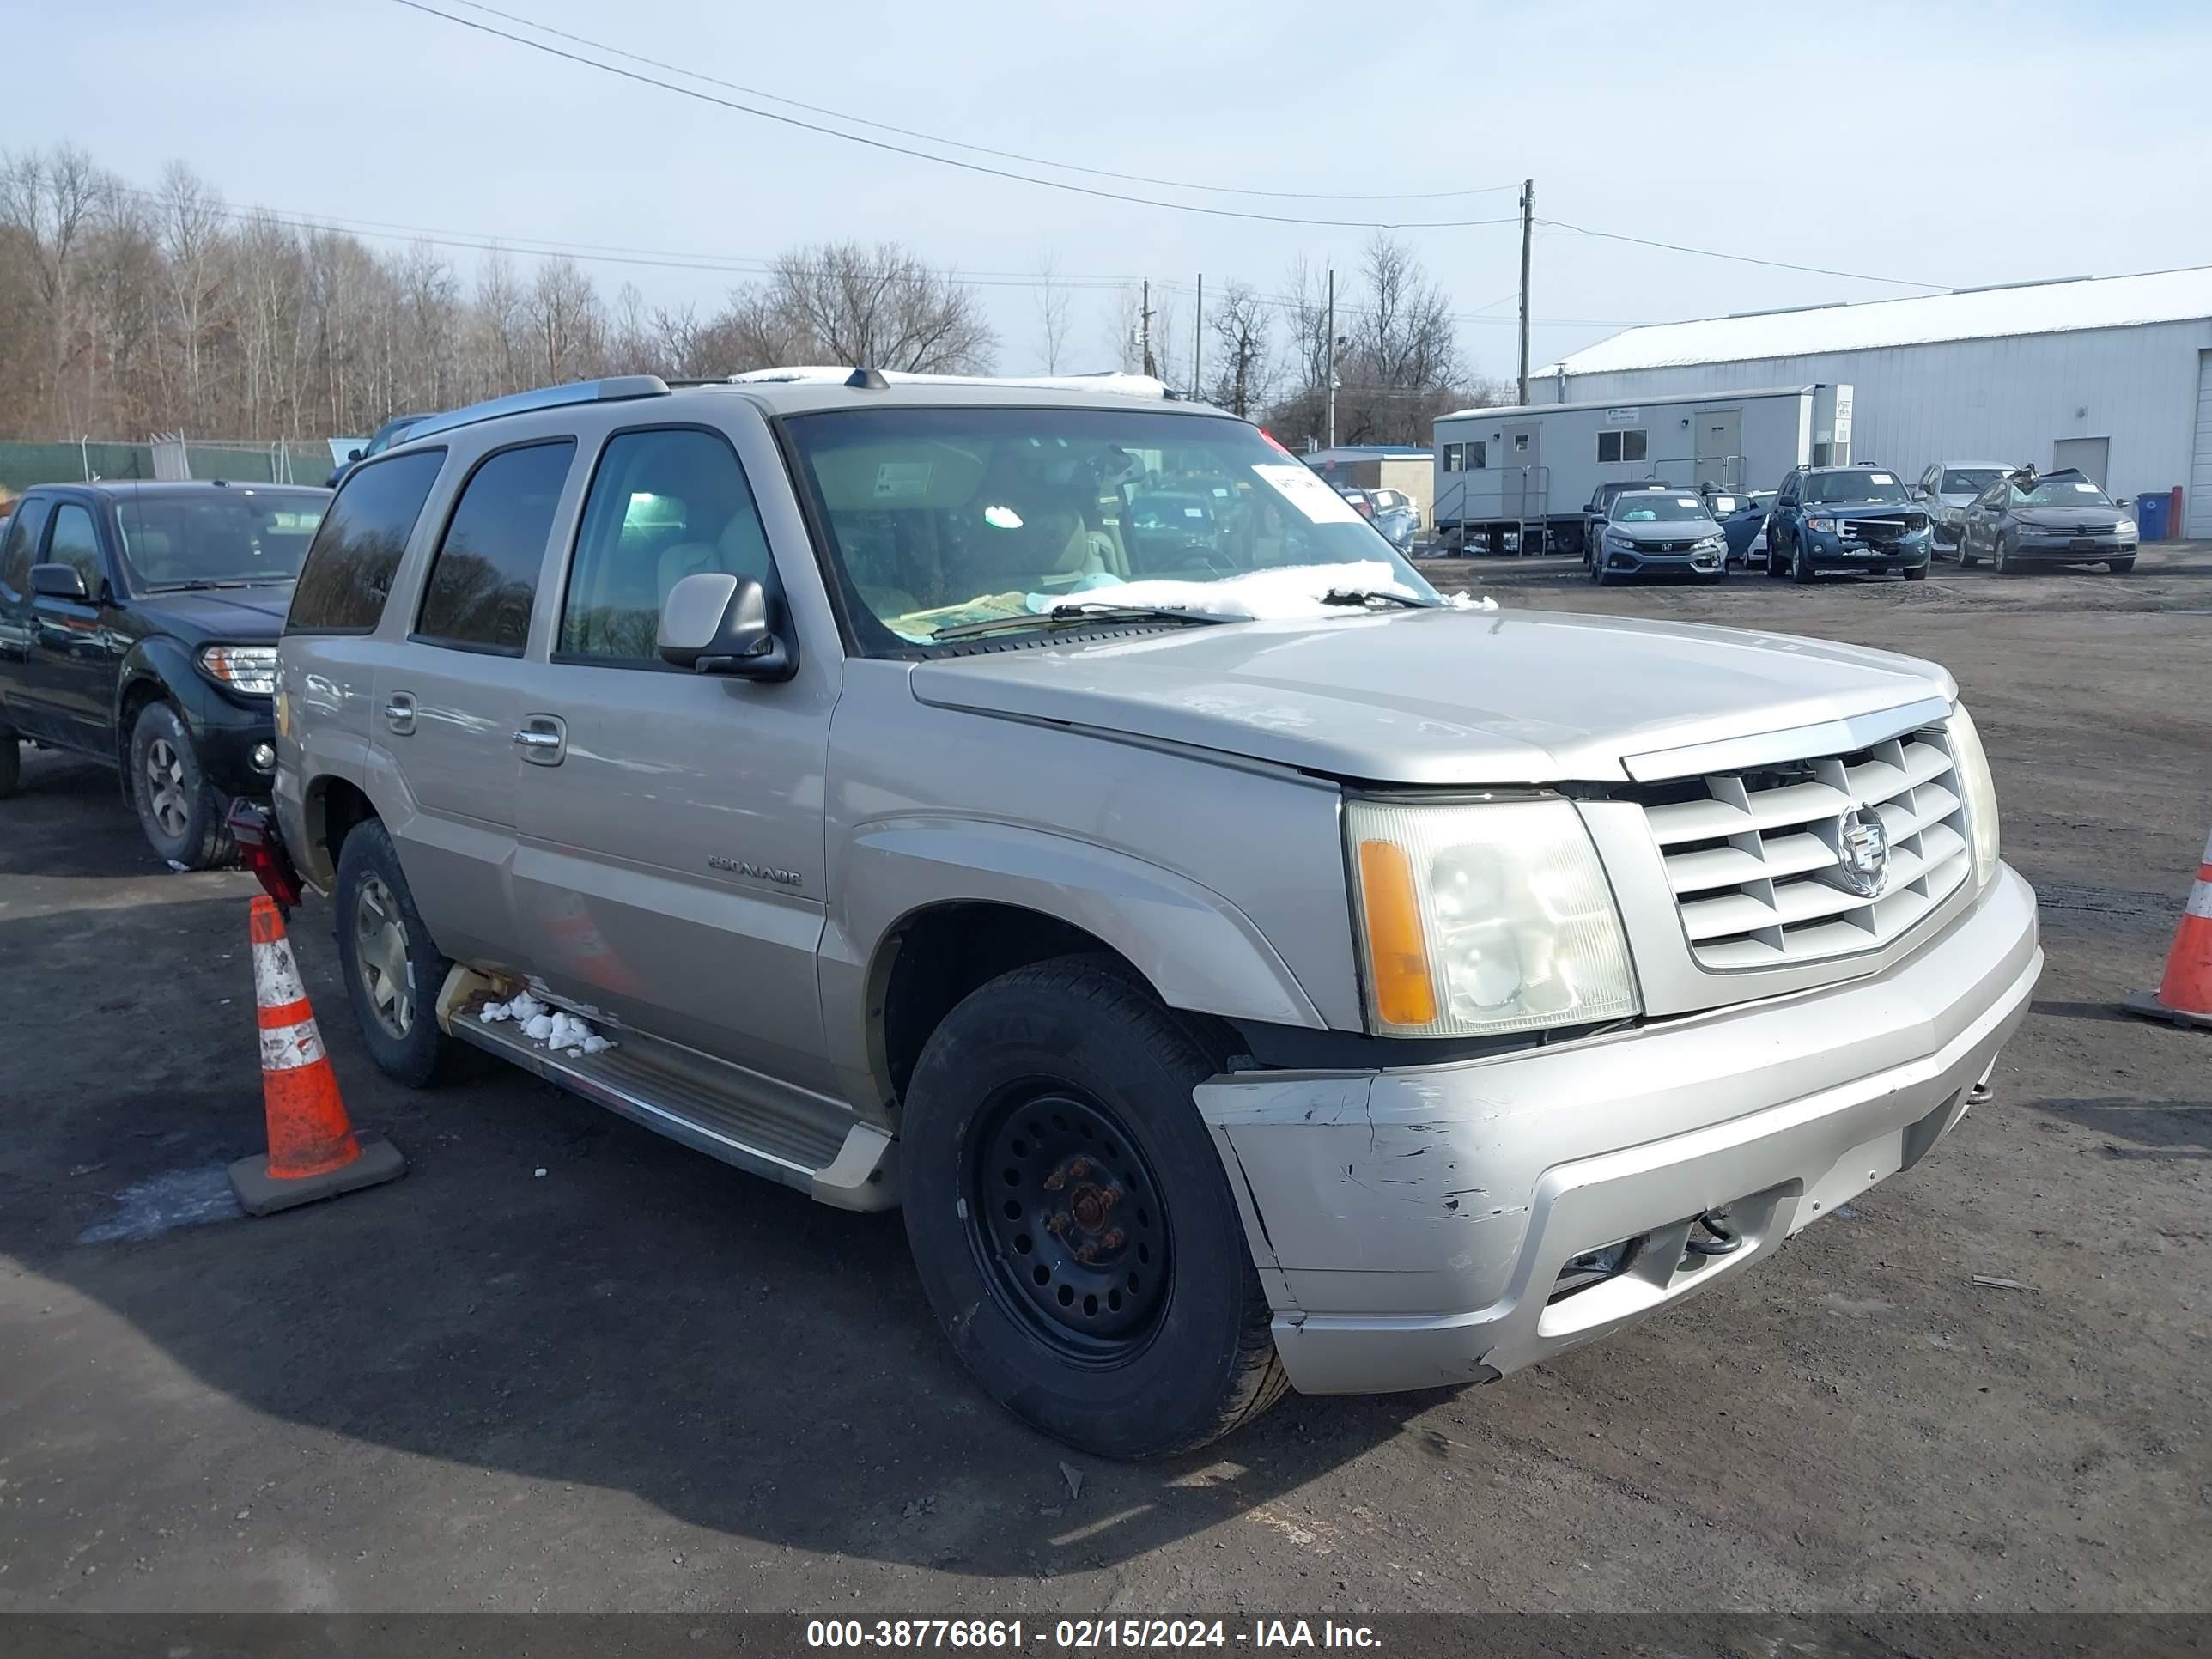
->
2122 827 2212 1031
228 895 406 1215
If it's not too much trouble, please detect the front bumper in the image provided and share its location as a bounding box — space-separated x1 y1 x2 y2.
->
1597 543 1726 575
1197 865 2040 1395
1802 529 1933 572
2013 534 2137 562
191 698 279 799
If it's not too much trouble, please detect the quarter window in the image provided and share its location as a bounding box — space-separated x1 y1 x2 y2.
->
45 504 104 592
289 450 447 634
1596 429 1647 464
416 441 575 654
558 428 775 665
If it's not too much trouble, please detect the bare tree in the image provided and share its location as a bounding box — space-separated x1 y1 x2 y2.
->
525 256 603 383
157 161 224 428
1205 281 1274 417
744 240 994 373
1031 253 1072 374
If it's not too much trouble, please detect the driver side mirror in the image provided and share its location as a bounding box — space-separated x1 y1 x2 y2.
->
30 562 89 601
346 447 363 462
657 572 793 681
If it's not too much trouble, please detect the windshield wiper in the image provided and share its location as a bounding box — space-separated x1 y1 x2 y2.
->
1318 587 1436 610
933 602 1237 641
149 578 291 591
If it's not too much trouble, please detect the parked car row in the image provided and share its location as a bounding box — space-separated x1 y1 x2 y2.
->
1330 483 1419 553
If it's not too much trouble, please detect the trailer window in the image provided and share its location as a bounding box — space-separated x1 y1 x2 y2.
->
1442 443 1462 473
1467 441 1486 470
1597 429 1647 464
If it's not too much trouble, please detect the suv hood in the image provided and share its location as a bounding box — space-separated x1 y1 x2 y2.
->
910 609 1955 785
132 585 291 638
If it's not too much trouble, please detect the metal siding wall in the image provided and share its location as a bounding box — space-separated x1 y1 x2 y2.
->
1556 319 2212 505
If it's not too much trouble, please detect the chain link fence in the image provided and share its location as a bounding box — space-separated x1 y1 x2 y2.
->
0 437 339 495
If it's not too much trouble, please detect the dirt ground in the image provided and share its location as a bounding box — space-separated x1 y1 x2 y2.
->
2 545 2207 1616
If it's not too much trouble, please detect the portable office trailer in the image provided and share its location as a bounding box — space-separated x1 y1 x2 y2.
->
1431 384 1850 554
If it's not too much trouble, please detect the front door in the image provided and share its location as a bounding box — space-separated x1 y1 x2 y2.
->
377 439 576 969
28 500 125 751
510 423 836 1090
1696 410 1742 489
2052 436 2110 488
0 498 55 741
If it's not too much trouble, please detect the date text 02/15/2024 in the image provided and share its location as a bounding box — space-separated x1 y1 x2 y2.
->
804 1620 1382 1650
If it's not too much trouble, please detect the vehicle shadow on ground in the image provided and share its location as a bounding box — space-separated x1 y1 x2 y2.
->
0 877 1437 1576
2 750 176 878
2021 1096 2212 1160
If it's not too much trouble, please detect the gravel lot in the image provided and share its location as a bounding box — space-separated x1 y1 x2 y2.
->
2 544 2207 1615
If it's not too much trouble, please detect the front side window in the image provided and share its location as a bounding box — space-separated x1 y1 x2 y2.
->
559 428 775 665
117 490 324 591
0 499 45 596
289 450 447 634
784 407 1436 656
416 440 575 654
46 503 106 592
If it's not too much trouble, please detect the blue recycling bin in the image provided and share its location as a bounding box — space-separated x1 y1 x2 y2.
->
2135 492 2169 542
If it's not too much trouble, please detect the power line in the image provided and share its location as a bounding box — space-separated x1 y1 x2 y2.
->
441 0 1522 206
1535 217 1952 291
382 0 1527 232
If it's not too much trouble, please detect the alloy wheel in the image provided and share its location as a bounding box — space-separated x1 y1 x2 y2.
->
353 873 416 1038
144 738 191 839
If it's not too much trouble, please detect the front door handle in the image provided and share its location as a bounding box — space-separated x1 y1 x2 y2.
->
514 714 567 766
384 694 416 735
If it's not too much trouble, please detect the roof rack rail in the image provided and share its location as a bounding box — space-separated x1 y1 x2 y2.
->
404 375 672 444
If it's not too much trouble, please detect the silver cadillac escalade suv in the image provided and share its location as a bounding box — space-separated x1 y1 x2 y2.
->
263 368 2041 1459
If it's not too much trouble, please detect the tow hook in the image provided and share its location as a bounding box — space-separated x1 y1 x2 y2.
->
1685 1209 1743 1257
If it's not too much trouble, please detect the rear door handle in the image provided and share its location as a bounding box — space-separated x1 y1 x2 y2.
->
384 694 416 736
514 714 566 766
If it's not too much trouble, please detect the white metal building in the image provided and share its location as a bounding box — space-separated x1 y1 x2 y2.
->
1534 266 2212 537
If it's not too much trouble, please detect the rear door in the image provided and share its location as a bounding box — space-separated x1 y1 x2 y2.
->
375 439 577 969
507 420 837 1088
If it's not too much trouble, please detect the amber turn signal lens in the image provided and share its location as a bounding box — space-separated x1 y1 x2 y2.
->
1357 838 1437 1029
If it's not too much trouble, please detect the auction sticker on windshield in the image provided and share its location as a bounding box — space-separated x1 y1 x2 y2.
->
1253 464 1363 525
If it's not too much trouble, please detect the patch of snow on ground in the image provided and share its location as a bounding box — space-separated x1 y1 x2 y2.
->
78 1164 241 1243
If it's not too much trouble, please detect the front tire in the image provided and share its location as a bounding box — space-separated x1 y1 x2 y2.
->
2108 557 2135 574
334 818 461 1088
128 702 233 869
1994 533 2017 575
0 733 19 799
900 956 1285 1460
1792 538 1818 584
1904 562 1929 581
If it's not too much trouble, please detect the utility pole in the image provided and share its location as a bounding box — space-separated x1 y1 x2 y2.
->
1516 178 1534 405
1324 267 1336 449
1139 280 1157 378
1192 273 1202 400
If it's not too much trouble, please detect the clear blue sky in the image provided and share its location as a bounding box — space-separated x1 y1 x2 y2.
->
6 0 2207 380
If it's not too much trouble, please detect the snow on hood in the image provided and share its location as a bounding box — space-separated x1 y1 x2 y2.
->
1024 562 1495 619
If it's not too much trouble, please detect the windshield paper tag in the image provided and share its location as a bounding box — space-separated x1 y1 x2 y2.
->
1253 464 1363 525
872 461 934 501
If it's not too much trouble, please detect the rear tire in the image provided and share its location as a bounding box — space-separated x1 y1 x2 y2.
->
128 702 233 869
334 818 462 1089
900 955 1286 1460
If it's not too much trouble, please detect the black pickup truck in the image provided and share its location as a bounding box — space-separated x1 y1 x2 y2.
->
0 480 329 866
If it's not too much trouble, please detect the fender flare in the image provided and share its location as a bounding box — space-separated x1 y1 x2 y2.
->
113 636 206 757
821 815 1330 1093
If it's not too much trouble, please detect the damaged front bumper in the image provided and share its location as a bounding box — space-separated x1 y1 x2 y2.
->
1196 864 2040 1396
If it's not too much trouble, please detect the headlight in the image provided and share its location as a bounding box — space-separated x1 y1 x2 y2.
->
1806 515 1835 532
1947 704 2001 890
1692 536 1723 552
1942 507 1965 523
1346 798 1640 1038
198 644 278 696
1604 528 1631 546
2117 518 2138 537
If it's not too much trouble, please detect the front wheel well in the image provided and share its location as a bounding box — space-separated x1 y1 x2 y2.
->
874 902 1228 1111
114 677 172 789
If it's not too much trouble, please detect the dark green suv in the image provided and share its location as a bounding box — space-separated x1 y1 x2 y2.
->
1768 465 1934 583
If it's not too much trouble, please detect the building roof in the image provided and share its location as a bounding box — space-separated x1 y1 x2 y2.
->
1302 445 1432 463
1540 265 2212 377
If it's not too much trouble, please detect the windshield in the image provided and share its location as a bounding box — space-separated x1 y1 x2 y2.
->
785 407 1437 653
1613 495 1714 524
363 417 425 459
116 490 325 587
1804 471 1911 505
1941 468 2006 495
2015 475 2113 508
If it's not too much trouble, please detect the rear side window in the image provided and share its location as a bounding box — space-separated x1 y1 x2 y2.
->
289 450 446 634
416 440 575 654
1 499 52 597
556 428 773 665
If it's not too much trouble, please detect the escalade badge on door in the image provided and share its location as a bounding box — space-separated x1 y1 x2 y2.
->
1836 810 1890 898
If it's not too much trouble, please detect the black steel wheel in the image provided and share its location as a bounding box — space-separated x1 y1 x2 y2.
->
901 955 1285 1459
969 1085 1170 1359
